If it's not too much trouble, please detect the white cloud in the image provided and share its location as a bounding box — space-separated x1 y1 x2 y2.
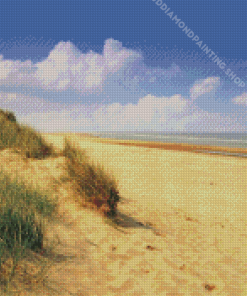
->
1 91 245 133
34 41 79 90
180 110 246 133
88 94 191 131
0 39 245 133
0 56 39 87
190 77 221 100
0 92 65 115
0 39 143 94
103 39 142 73
232 93 247 106
17 108 94 133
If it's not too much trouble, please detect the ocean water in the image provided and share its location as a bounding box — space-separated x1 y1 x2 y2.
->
90 132 247 158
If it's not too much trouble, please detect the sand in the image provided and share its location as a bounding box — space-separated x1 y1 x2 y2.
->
0 133 246 295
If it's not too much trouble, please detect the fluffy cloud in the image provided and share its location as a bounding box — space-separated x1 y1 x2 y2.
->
88 94 190 131
232 93 247 106
179 110 246 132
0 54 39 87
18 109 93 133
0 92 66 115
0 39 143 95
3 91 244 133
0 39 245 133
0 39 184 101
190 77 221 100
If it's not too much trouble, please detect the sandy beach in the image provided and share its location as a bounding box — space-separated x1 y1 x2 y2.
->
1 132 246 295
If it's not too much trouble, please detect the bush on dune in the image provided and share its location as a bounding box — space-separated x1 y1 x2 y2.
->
62 138 121 217
0 109 56 159
15 124 55 159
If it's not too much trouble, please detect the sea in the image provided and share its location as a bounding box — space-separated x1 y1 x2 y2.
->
89 132 247 158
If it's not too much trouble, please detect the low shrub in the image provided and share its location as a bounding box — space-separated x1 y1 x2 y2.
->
62 138 121 217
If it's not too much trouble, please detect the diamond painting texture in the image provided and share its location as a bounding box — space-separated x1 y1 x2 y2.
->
0 0 246 295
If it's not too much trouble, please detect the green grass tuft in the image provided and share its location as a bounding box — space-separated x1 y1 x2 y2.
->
0 169 60 292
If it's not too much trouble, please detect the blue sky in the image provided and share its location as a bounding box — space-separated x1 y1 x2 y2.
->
0 0 246 132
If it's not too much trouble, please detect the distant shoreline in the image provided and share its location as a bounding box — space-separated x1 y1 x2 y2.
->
41 132 247 158
92 138 247 158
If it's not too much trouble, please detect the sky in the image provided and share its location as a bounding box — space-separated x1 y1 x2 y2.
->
0 0 246 133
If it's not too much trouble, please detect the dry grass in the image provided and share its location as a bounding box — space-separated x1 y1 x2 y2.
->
0 109 57 160
61 137 121 218
0 109 121 294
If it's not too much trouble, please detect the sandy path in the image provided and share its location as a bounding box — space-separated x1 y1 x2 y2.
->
0 133 246 295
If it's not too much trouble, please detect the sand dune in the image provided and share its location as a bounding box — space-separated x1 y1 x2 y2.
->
1 132 246 295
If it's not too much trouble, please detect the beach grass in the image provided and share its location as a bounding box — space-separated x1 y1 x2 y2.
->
0 109 57 160
0 109 246 294
60 137 121 218
0 169 60 294
0 108 122 294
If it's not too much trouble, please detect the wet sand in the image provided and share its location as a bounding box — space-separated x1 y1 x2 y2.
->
81 134 247 158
